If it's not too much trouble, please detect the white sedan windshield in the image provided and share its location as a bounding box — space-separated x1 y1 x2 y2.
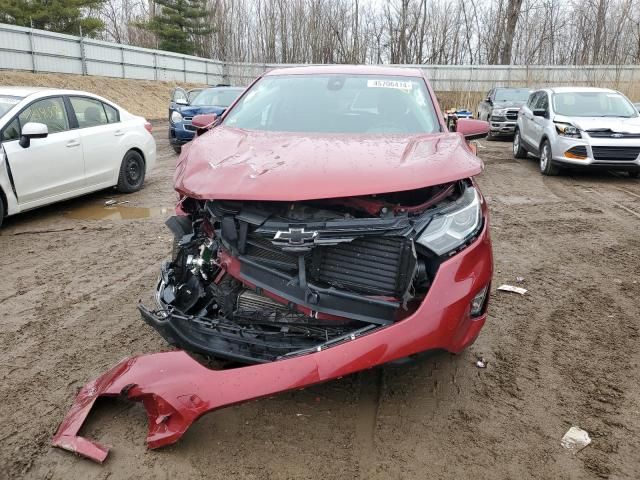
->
0 95 22 119
553 91 638 118
223 74 441 134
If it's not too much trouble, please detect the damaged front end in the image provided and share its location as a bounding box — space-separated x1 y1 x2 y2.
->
53 179 492 463
140 180 483 364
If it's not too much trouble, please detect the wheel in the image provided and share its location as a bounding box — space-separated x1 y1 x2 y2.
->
116 150 146 193
629 171 639 178
512 129 528 158
539 140 560 176
172 145 182 154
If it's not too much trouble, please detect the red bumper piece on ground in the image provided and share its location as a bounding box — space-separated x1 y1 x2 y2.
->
53 223 492 463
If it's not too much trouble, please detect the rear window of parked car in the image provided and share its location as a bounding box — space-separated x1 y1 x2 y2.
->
70 97 109 128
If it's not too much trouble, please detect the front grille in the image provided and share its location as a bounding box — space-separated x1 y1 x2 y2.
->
587 131 640 139
506 110 518 121
592 146 640 162
184 124 197 131
310 237 414 296
245 235 298 270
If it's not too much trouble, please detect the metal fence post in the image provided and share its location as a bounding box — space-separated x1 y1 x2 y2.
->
121 46 125 78
27 29 37 73
222 62 230 85
153 52 157 81
205 60 209 85
79 27 87 76
183 57 187 82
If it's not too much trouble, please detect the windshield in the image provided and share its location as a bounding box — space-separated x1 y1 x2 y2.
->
553 91 638 117
223 74 441 134
0 95 22 119
191 88 243 107
494 88 531 103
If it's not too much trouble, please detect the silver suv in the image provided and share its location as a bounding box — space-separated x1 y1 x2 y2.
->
513 87 640 177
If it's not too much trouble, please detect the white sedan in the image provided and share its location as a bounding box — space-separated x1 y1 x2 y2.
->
0 87 156 226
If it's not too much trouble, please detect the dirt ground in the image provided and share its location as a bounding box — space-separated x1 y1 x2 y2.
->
1 127 639 480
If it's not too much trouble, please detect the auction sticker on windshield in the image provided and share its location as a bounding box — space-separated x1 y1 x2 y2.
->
367 79 412 91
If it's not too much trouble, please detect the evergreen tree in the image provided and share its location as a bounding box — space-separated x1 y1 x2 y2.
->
145 0 211 56
0 0 105 36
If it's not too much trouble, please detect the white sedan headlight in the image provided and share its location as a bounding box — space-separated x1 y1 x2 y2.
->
416 186 482 256
171 111 183 123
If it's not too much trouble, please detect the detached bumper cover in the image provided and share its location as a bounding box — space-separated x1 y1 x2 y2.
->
53 224 491 463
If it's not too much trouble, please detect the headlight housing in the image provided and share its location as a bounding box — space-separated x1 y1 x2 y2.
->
171 111 183 124
555 122 581 138
492 108 508 116
416 186 483 256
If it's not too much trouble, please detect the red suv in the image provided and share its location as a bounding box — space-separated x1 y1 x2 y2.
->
54 66 493 462
144 65 493 364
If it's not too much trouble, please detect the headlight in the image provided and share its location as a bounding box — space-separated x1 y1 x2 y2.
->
171 111 183 123
416 186 482 256
492 108 508 116
555 122 581 138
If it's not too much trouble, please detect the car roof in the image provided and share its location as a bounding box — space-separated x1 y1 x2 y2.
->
265 65 424 78
546 86 618 94
0 86 110 98
0 86 58 97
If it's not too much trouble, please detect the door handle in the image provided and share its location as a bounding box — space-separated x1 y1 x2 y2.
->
66 140 80 147
114 130 124 136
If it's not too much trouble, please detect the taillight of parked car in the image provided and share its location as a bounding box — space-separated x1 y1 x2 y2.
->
144 122 153 133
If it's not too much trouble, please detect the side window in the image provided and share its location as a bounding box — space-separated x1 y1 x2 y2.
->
536 92 549 111
18 97 69 134
103 103 119 123
487 89 493 101
1 117 20 142
70 97 108 128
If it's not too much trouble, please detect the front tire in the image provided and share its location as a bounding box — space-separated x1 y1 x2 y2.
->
539 140 560 176
172 145 182 154
116 150 146 193
513 129 527 158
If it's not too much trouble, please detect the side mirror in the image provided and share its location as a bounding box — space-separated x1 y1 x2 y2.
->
192 114 217 136
485 97 492 104
19 122 48 149
533 109 547 117
175 98 189 106
455 118 489 140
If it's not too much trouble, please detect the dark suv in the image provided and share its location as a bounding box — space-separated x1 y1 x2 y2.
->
477 87 532 139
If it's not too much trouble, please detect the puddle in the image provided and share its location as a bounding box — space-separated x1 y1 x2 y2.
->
65 204 172 220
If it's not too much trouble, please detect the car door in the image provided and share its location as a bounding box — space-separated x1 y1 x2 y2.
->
68 96 123 188
530 92 550 148
2 96 84 206
520 92 539 146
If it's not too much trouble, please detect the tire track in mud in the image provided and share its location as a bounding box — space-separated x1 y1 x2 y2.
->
354 368 383 478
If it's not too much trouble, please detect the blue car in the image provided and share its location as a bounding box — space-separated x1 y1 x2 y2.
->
169 86 244 153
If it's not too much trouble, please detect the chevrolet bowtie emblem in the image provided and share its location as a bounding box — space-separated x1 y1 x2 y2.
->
274 228 318 245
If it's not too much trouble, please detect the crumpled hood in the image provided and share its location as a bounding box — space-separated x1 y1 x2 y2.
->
177 105 226 117
174 127 483 201
554 114 640 133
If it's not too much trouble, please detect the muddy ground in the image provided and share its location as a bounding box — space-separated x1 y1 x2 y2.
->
1 128 639 480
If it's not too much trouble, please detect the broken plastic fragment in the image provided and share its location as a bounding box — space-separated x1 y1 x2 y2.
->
475 358 487 368
561 426 591 453
497 284 527 295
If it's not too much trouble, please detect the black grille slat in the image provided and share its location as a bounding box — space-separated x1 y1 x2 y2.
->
592 146 640 161
322 250 400 270
505 110 518 120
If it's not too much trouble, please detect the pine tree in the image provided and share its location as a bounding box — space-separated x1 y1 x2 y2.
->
0 0 105 36
145 0 212 56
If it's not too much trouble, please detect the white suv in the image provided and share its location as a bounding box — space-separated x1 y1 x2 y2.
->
513 87 640 177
